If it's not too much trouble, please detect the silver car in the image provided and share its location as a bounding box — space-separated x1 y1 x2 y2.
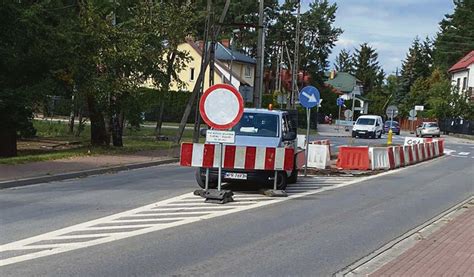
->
416 122 441 138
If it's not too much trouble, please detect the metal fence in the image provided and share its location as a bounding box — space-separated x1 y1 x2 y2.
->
439 118 474 135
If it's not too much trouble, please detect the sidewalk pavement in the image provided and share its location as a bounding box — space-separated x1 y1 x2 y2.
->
317 124 352 137
0 148 179 189
369 200 474 276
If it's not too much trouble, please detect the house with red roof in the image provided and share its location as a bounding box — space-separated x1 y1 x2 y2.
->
448 50 474 102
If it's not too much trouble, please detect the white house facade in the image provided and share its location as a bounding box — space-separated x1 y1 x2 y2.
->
448 50 474 102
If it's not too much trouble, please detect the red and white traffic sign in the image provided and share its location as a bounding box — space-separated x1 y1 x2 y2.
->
199 84 244 130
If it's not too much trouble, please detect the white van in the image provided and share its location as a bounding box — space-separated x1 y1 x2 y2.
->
352 115 383 139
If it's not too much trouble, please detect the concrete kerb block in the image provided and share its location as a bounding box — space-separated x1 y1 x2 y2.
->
261 189 288 197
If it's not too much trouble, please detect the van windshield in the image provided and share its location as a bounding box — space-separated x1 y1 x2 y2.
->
356 118 375 125
231 113 279 137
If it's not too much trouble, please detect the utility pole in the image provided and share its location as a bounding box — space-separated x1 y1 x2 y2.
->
253 0 264 108
192 0 212 143
291 0 301 109
176 0 230 143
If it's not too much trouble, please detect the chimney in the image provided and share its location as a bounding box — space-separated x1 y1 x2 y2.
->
221 39 230 48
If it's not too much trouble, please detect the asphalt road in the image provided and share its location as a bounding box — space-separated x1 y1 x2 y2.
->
1 136 473 276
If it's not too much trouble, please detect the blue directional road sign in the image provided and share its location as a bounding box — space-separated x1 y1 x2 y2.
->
337 97 344 107
299 86 320 108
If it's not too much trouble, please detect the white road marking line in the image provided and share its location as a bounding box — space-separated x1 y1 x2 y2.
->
457 152 470 156
0 167 420 267
84 225 159 230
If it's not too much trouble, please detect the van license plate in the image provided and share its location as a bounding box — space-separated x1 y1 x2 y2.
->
225 173 247 180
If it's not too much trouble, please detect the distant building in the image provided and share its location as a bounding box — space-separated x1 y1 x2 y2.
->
448 50 474 102
324 71 369 115
143 39 256 102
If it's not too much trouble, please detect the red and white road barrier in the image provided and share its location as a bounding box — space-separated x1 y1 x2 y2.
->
369 147 391 170
309 139 331 156
369 141 444 171
403 145 414 165
180 143 294 171
307 144 330 169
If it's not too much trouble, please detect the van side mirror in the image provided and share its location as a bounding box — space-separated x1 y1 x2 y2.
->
283 131 296 141
200 129 207 137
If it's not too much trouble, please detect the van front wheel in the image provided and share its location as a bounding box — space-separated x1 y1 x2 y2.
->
271 171 288 190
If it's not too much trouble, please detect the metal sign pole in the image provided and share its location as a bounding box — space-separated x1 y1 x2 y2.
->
205 168 209 190
390 111 393 129
218 143 223 191
304 108 310 177
338 104 341 132
273 171 277 190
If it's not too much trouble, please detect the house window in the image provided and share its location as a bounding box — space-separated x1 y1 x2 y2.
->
244 65 251 78
462 77 467 91
456 78 460 90
190 68 195 81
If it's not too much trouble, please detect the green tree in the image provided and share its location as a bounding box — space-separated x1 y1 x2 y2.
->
433 0 474 71
0 1 69 157
334 49 354 73
352 43 381 94
404 68 473 120
398 37 433 105
299 0 342 85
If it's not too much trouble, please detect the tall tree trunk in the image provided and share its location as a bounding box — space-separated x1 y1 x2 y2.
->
68 94 75 135
0 128 17 157
86 94 109 146
155 99 166 138
111 112 123 147
74 108 84 137
155 50 176 139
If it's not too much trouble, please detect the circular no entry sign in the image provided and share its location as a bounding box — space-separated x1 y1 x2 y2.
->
199 84 244 130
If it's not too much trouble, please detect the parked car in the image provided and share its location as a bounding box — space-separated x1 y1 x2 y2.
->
416 122 441 137
384 120 400 135
196 108 299 190
352 115 384 139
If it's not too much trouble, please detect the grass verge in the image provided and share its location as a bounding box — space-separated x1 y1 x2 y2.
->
0 120 195 165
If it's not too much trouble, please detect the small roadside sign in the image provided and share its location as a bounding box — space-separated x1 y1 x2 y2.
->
337 98 344 107
344 109 353 119
336 120 354 126
386 105 399 118
206 130 235 144
408 116 417 121
415 105 424 111
409 109 417 117
404 137 424 146
199 84 244 130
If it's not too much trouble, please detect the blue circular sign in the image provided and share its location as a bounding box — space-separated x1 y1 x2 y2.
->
337 97 344 106
299 86 320 108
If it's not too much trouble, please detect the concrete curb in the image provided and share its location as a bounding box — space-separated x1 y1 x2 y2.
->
0 158 179 189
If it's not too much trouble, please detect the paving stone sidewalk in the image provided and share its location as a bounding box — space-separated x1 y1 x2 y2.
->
0 148 179 183
370 203 474 276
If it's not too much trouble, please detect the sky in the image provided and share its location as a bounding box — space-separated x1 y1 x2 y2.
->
300 0 455 75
